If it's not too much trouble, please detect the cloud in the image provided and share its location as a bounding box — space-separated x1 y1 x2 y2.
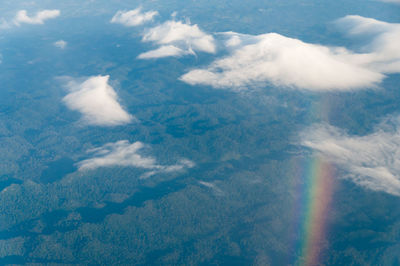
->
138 20 216 59
181 32 383 91
300 117 400 196
62 75 133 126
199 181 224 195
78 140 194 178
13 10 60 26
138 45 188 59
111 8 158 27
54 40 67 49
336 15 400 73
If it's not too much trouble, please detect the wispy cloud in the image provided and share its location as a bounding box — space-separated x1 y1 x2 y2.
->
181 32 383 91
198 181 224 195
138 20 216 59
54 40 67 49
138 44 187 59
300 117 400 196
335 15 400 74
13 9 60 26
78 140 194 178
62 75 133 126
111 8 158 27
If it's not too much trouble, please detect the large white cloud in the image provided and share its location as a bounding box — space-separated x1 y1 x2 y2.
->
111 8 158 27
78 140 194 178
301 118 400 196
336 15 400 73
13 10 60 26
138 20 216 59
181 32 383 91
63 75 133 126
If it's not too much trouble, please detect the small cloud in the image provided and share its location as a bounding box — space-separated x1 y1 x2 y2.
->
138 20 216 59
13 9 60 26
138 45 186 59
111 8 158 27
300 117 400 196
181 32 383 91
198 181 216 189
54 40 67 49
198 181 224 195
62 75 133 126
78 140 194 177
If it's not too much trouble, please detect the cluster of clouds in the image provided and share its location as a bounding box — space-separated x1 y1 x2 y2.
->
62 75 193 178
290 14 400 196
138 20 216 59
56 6 400 187
107 6 400 194
109 7 400 92
110 8 216 59
3 5 398 187
301 117 400 196
181 16 400 91
1 9 60 29
78 140 194 178
62 75 133 126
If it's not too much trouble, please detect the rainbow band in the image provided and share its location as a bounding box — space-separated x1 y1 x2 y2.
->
295 156 335 265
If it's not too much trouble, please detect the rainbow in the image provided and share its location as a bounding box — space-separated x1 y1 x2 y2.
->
292 155 336 265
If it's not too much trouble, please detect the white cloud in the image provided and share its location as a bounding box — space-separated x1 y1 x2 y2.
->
138 45 188 59
336 15 400 73
54 40 67 49
62 75 133 126
111 8 158 27
199 181 224 195
300 117 400 196
78 140 194 178
181 32 383 91
138 20 216 59
13 10 60 26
